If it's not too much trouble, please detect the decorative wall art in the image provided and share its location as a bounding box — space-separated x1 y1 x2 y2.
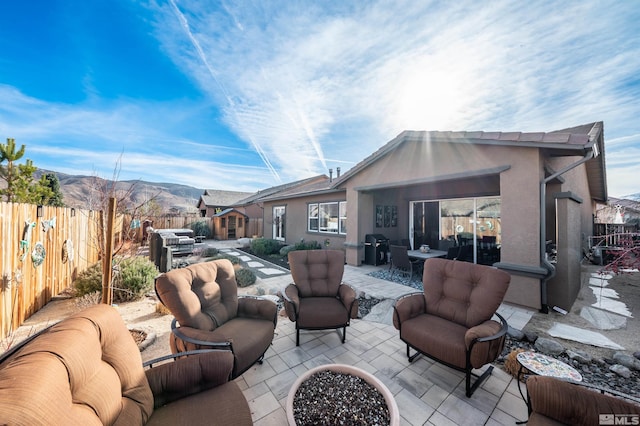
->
31 242 46 268
376 205 398 228
376 206 384 228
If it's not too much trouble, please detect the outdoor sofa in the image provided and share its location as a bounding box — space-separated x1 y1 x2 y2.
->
0 304 252 425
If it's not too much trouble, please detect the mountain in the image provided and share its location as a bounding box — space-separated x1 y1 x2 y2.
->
37 170 204 213
622 193 640 202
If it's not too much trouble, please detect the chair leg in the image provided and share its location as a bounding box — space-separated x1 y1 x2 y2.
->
342 326 346 344
466 365 493 397
296 328 300 346
407 344 420 362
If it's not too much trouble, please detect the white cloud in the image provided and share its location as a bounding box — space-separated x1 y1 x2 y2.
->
149 0 640 195
3 0 639 195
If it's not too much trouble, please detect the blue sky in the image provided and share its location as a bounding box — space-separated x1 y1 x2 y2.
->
0 1 638 197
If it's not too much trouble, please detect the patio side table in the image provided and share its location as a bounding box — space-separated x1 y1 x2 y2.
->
515 351 583 423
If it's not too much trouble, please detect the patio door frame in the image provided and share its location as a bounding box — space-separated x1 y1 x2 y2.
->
273 205 286 241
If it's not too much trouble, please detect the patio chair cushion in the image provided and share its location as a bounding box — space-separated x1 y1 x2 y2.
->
526 375 640 425
423 257 508 328
157 260 239 331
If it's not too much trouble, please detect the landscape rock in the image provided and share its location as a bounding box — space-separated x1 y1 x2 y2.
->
237 238 252 247
613 352 640 371
609 364 632 379
534 337 565 356
523 331 538 343
634 351 640 360
566 349 592 364
507 326 525 341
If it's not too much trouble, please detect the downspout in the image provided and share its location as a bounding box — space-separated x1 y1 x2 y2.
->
539 145 598 313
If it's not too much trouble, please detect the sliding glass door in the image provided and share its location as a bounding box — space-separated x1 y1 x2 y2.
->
410 197 501 264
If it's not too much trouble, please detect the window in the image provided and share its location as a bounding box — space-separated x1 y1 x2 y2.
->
308 204 319 232
308 201 346 234
221 217 226 228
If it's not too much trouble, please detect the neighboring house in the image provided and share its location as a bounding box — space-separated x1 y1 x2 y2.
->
259 122 607 313
234 175 333 240
595 197 640 226
197 189 254 217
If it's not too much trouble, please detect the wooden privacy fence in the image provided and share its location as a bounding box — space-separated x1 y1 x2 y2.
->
0 202 101 340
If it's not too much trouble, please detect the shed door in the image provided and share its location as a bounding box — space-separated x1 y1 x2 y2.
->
228 216 236 239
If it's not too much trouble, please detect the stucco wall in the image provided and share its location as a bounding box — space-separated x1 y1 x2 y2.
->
263 191 347 250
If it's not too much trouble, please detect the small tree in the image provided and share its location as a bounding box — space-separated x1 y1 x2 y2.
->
39 172 65 207
0 138 57 204
0 137 26 202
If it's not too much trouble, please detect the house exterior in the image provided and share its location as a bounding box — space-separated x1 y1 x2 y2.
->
258 122 607 312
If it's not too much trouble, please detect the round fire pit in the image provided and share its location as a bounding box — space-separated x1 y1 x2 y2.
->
286 364 400 426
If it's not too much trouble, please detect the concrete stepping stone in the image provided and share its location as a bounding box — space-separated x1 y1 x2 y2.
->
591 294 633 318
258 268 286 276
580 306 627 330
548 323 625 350
589 286 619 299
589 276 610 287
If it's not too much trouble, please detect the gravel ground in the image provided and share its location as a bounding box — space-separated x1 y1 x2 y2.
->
292 370 390 426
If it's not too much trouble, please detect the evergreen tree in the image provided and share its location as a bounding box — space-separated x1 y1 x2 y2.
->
40 172 65 206
0 138 57 204
0 137 26 202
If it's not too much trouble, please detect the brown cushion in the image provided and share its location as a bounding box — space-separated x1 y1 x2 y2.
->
168 318 275 377
422 258 510 328
156 260 239 330
401 314 468 368
297 297 350 329
527 376 640 426
145 351 235 408
288 250 345 298
147 382 252 426
0 304 154 425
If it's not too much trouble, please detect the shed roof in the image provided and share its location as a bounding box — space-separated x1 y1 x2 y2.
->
212 208 248 217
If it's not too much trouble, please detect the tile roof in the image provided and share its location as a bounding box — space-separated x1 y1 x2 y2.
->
236 175 334 204
199 190 254 207
332 122 606 201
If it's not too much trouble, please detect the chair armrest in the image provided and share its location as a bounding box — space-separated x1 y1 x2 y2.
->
144 350 235 408
392 293 425 330
282 284 300 321
338 283 359 319
171 318 233 350
464 312 508 348
238 295 278 327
